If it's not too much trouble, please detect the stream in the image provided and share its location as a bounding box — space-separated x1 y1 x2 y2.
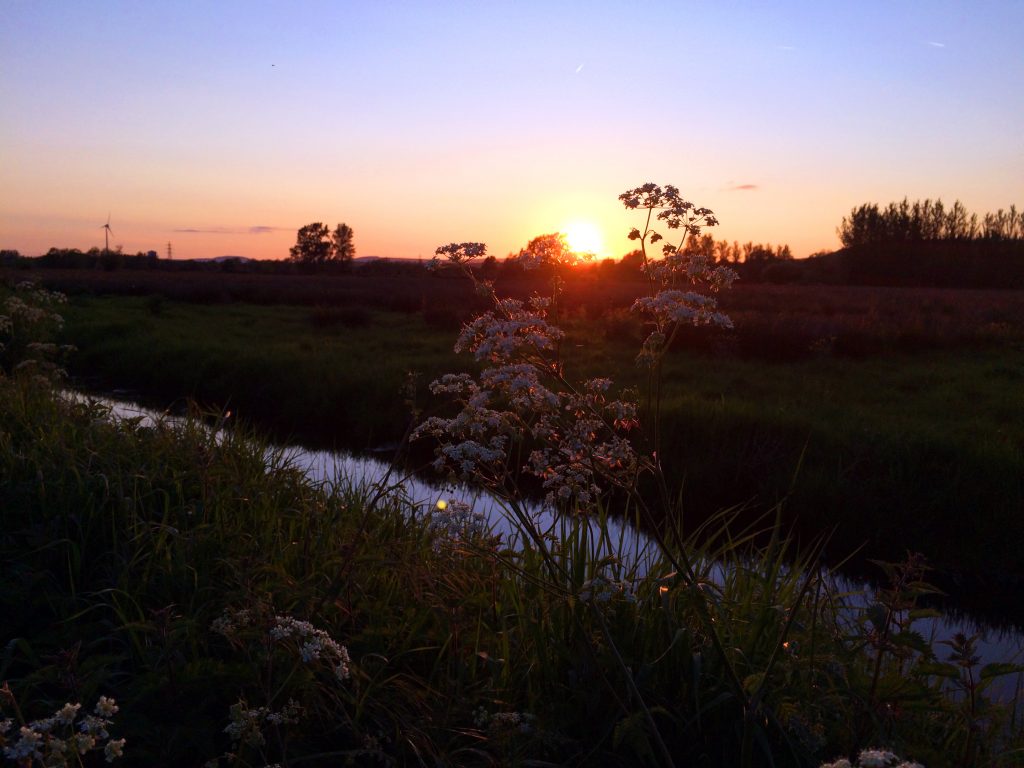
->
72 389 1023 701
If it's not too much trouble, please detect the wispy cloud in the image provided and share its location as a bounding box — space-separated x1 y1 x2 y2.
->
729 184 759 191
927 41 946 48
776 45 796 51
173 225 287 235
575 63 584 74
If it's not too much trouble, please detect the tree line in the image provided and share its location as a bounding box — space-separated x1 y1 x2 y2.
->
839 198 1023 248
681 233 793 263
832 198 1024 288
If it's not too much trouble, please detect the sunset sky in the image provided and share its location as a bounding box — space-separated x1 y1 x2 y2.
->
2 1 1022 262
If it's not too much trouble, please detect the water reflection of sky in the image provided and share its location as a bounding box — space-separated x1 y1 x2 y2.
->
77 391 1024 701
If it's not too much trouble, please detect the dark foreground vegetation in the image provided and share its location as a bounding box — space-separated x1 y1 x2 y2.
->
6 262 1020 626
3 304 1024 766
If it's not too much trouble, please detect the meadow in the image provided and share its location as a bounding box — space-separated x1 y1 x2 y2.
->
21 264 1023 626
3 276 1024 767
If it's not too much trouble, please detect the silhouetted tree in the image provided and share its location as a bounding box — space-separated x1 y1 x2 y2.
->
619 249 644 272
331 223 355 266
478 254 498 275
681 233 716 259
838 198 1023 247
289 223 332 264
520 233 574 267
982 205 1023 240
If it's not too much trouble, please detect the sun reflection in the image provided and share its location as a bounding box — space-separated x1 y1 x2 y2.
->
562 220 605 257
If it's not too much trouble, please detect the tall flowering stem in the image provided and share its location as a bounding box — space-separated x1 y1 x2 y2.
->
619 183 737 462
417 186 753 766
416 241 641 511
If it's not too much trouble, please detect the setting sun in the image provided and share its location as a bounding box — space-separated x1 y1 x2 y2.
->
562 220 605 258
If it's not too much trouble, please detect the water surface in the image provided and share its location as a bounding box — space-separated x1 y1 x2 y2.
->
74 390 1023 700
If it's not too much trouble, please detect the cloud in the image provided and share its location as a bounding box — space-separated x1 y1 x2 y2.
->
927 41 946 48
173 225 286 235
776 45 796 51
575 63 584 74
729 184 759 191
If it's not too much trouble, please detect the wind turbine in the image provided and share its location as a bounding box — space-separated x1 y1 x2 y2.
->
101 214 114 253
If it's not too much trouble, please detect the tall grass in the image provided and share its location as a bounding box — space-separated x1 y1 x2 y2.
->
5 255 1024 766
4 368 1024 764
53 292 1024 609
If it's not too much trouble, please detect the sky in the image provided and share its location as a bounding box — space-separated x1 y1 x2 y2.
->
1 1 1022 261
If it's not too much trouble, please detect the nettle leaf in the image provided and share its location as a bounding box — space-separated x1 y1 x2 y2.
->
916 661 959 678
980 662 1024 680
865 603 889 632
890 630 930 654
868 558 898 582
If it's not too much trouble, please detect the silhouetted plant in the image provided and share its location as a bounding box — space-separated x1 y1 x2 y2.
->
418 185 806 767
330 222 356 268
0 281 72 379
838 198 1024 247
289 222 332 265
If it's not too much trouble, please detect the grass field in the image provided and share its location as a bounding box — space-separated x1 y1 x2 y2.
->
4 272 1024 766
48 275 1024 625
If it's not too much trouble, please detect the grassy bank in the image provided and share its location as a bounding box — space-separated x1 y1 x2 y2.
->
58 294 1024 617
3 372 1023 766
62 296 460 451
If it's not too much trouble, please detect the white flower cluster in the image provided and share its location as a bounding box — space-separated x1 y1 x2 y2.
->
432 439 510 477
428 499 488 545
414 375 514 476
415 253 645 508
630 247 735 342
2 283 67 329
820 748 925 768
269 615 352 681
1 282 71 377
526 380 642 506
1 697 125 764
643 249 737 292
211 606 255 638
212 608 352 682
617 184 737 369
435 242 487 265
454 298 564 364
632 290 733 330
472 707 535 734
416 365 642 507
224 698 302 747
